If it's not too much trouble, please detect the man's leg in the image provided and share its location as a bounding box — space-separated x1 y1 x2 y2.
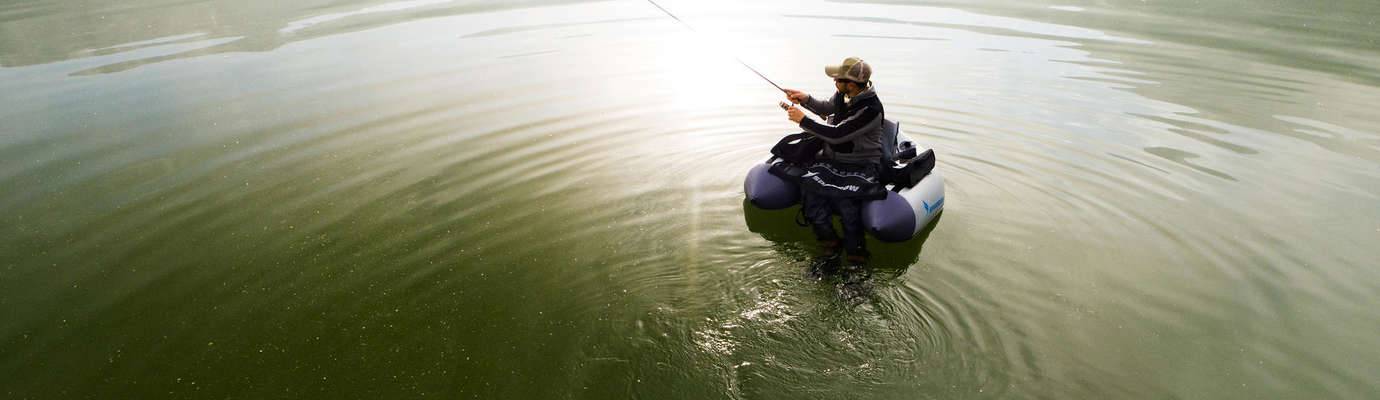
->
801 191 841 256
835 197 870 263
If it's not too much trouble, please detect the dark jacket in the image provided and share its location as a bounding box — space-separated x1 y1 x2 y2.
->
798 86 885 164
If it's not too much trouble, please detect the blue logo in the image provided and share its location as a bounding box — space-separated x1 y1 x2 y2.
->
922 197 945 215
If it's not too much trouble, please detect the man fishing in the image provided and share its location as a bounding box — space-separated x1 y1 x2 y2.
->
782 57 886 266
640 1 896 266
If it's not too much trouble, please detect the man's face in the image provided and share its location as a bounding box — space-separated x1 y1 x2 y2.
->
835 79 848 92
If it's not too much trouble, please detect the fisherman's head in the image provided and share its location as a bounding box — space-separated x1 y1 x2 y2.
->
826 57 871 96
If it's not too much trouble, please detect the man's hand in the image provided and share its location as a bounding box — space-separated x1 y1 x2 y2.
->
783 89 809 104
786 106 805 123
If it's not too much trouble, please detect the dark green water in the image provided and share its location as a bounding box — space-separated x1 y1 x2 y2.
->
2 0 1378 398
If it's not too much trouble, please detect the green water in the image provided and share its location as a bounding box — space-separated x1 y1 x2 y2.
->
2 0 1378 398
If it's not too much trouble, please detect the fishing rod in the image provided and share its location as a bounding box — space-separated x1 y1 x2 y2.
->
643 0 787 93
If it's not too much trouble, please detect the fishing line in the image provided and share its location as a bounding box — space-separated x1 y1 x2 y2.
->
643 0 787 93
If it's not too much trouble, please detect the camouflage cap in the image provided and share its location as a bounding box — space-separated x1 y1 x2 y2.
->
824 57 871 83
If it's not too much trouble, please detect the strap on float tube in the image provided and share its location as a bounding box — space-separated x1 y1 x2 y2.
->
643 0 788 94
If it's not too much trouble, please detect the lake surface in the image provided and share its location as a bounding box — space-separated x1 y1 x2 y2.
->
2 0 1378 398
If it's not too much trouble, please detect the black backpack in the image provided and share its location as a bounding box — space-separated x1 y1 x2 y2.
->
768 133 823 165
880 147 935 190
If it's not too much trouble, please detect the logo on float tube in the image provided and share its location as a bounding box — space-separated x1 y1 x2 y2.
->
922 197 944 215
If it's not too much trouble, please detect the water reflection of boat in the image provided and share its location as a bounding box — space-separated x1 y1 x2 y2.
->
743 119 946 245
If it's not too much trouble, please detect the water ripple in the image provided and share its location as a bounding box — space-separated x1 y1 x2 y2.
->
3 0 1380 398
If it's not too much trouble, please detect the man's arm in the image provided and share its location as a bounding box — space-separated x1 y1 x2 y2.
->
799 105 882 144
799 94 837 117
783 89 837 117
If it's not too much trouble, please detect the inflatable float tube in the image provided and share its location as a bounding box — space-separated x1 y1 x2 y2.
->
743 119 944 242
